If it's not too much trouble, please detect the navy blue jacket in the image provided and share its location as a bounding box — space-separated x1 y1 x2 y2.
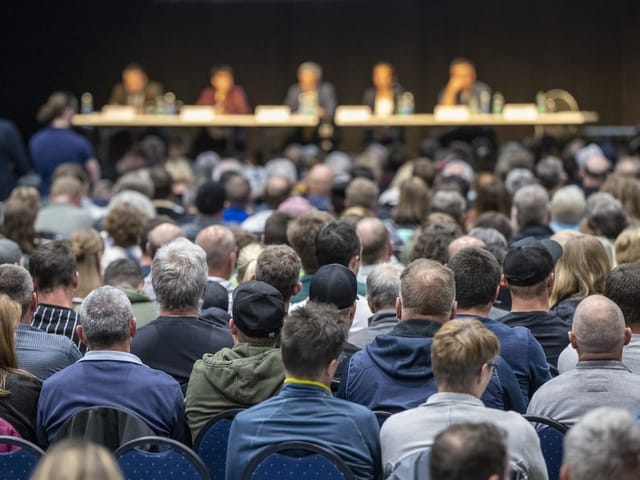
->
338 319 526 413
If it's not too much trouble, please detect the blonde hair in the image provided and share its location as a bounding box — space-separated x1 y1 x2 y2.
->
0 294 27 397
69 229 104 299
431 318 499 390
392 177 431 226
615 227 640 265
550 229 582 248
550 235 611 307
31 440 123 480
236 243 263 284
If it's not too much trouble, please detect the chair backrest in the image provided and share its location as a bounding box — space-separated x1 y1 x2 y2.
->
53 405 156 451
524 415 568 480
0 435 45 480
193 408 244 480
115 436 211 480
373 410 393 427
242 440 355 480
0 418 22 453
386 448 430 480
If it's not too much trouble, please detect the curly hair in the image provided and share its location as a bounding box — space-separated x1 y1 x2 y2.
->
409 222 462 264
105 204 145 248
1 200 37 255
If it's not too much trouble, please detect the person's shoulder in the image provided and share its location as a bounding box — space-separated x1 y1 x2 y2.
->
329 395 377 421
7 370 42 390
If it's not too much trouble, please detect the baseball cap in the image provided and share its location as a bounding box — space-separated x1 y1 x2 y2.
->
232 281 285 338
503 237 563 286
309 263 357 310
0 239 22 265
202 281 229 312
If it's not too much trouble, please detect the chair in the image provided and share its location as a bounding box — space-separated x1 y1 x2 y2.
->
242 440 355 480
193 409 244 480
373 410 393 427
524 415 569 480
385 448 430 480
115 436 210 480
53 405 155 451
0 436 45 480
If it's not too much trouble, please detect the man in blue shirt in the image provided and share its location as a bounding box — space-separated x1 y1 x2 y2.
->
37 286 188 446
226 302 381 480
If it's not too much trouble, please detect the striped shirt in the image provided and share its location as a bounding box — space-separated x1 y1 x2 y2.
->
32 304 85 354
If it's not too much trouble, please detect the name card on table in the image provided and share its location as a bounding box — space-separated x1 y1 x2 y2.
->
335 106 372 123
502 104 539 121
434 105 470 121
101 105 136 120
179 106 216 122
255 106 291 123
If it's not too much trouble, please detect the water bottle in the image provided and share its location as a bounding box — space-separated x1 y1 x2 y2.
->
492 92 505 114
397 92 415 115
155 96 165 115
479 90 491 114
164 92 176 115
536 91 547 113
80 92 93 114
469 95 480 114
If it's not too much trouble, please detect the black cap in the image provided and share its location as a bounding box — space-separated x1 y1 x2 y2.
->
202 281 229 312
503 237 563 286
232 281 285 338
309 263 357 309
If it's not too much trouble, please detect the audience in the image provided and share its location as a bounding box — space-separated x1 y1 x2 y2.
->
511 184 553 242
35 176 95 238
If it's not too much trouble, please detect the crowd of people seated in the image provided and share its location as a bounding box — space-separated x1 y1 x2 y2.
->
4 68 640 478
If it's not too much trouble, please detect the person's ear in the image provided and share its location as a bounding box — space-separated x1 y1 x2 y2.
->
366 295 374 313
385 241 393 261
76 325 88 347
559 465 570 480
624 327 632 346
449 300 458 319
396 296 402 320
129 317 137 339
293 282 302 296
500 274 508 287
72 271 79 289
229 318 238 337
29 292 37 313
569 331 578 350
547 271 555 289
327 358 339 381
491 286 500 305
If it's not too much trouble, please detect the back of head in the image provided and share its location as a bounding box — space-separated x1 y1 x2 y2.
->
431 318 499 391
400 259 455 317
147 222 184 259
345 178 379 211
503 237 562 298
281 303 345 379
606 263 640 326
31 439 123 480
551 185 586 225
80 286 133 349
0 294 22 373
431 189 466 225
195 180 226 216
615 228 640 265
152 238 208 311
563 407 640 480
392 176 430 226
356 217 390 266
105 203 145 248
224 174 251 206
264 176 293 210
263 211 294 245
0 264 32 314
366 263 402 311
513 184 549 227
586 192 629 239
474 211 513 244
309 263 357 311
69 229 104 264
103 258 143 290
286 210 333 274
495 142 535 181
0 238 23 265
149 166 173 200
113 170 154 198
315 220 360 268
572 295 625 354
37 91 77 124
53 163 89 189
50 176 83 201
409 222 461 265
232 280 285 344
255 245 301 303
431 422 508 480
195 225 236 272
29 241 77 293
536 156 566 191
448 247 500 309
468 227 508 265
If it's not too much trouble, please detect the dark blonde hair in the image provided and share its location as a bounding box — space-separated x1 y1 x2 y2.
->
69 229 104 298
31 439 123 480
105 204 145 248
392 177 430 226
0 294 27 396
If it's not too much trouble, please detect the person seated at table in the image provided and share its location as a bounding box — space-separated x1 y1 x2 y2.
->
362 62 405 148
109 63 164 112
193 65 251 156
29 92 101 197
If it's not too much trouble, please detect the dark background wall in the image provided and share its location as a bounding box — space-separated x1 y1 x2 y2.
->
2 0 639 151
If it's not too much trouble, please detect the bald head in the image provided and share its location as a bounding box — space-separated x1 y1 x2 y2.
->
306 163 334 197
448 235 486 259
356 217 391 266
571 295 628 357
147 223 185 259
196 225 236 278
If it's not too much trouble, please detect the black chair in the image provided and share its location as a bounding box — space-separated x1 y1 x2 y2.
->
241 440 355 480
193 409 244 480
0 436 45 480
373 410 393 427
115 436 210 480
524 415 569 480
53 405 155 451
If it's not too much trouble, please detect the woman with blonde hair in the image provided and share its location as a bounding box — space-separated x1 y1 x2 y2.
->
0 294 41 444
69 229 104 300
235 242 263 285
550 235 611 324
391 176 431 247
31 439 123 480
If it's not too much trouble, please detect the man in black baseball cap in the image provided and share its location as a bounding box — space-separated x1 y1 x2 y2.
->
500 237 569 375
185 281 286 440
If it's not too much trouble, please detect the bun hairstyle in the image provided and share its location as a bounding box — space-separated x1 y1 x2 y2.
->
69 229 104 262
36 91 78 124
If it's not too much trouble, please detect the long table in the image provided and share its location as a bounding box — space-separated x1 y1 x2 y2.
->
71 113 319 127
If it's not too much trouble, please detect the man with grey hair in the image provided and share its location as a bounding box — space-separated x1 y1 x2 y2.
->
550 185 586 232
536 156 566 195
431 189 467 227
349 263 402 349
36 286 188 446
527 295 640 425
284 61 337 122
0 264 80 380
196 225 237 312
132 238 233 386
511 184 553 243
561 407 640 480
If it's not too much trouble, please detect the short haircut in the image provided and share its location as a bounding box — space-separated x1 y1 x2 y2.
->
448 247 501 309
606 263 640 326
29 241 77 293
80 286 133 348
224 174 251 206
468 227 508 265
450 57 475 70
366 263 402 310
104 203 145 248
286 210 333 274
315 221 361 268
563 407 640 480
152 238 208 311
536 156 565 191
551 185 586 225
357 217 390 266
0 264 33 313
615 228 640 265
345 178 379 210
195 181 226 215
513 184 549 227
255 245 301 303
400 259 455 316
264 176 292 210
572 295 625 354
149 166 173 200
147 222 184 260
281 303 345 379
263 211 294 246
50 176 83 199
103 258 144 289
474 211 513 243
113 170 155 198
431 422 508 480
298 61 322 78
196 225 236 271
409 222 461 265
586 192 629 239
431 190 466 224
431 318 499 390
